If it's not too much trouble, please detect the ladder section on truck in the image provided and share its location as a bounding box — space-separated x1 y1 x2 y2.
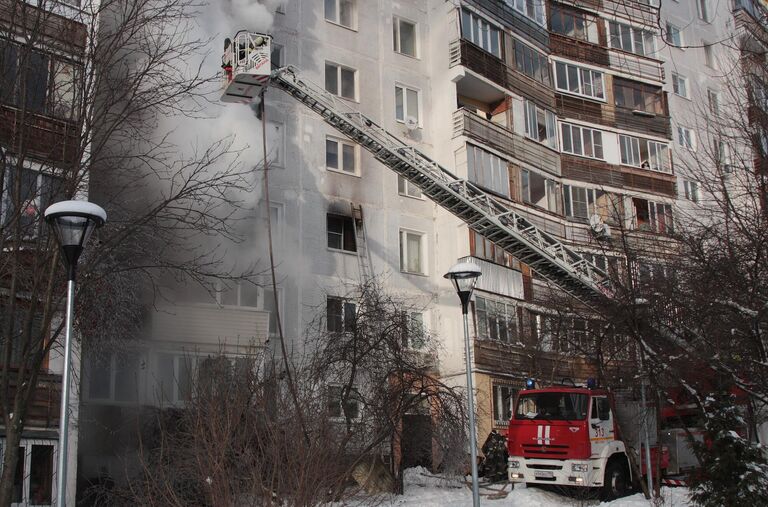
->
267 66 611 304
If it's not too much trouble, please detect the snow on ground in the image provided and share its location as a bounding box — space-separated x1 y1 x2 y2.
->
337 467 692 507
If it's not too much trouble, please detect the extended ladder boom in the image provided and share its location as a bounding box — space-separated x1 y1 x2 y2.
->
220 32 610 305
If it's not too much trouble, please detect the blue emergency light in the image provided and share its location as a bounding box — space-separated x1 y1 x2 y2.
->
586 378 597 389
525 378 535 389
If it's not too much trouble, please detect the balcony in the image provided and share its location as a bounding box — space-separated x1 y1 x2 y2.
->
550 34 610 67
150 304 271 346
473 339 597 379
0 0 88 49
561 154 676 197
452 108 561 176
555 94 672 138
468 0 549 48
0 105 81 165
459 256 524 299
450 39 555 109
600 0 658 27
0 368 61 428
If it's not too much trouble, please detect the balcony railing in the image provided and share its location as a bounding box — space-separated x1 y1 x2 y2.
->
468 0 549 48
0 0 88 48
607 49 665 82
0 104 81 165
550 34 610 67
560 154 676 197
556 94 672 138
452 108 561 176
600 0 658 27
150 304 271 346
0 369 61 428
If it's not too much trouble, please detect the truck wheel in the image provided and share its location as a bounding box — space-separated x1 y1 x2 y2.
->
601 459 629 500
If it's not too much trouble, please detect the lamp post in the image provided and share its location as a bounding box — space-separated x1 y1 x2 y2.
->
44 200 106 507
444 261 482 507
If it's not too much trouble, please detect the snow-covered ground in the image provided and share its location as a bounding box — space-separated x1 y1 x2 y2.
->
338 467 692 506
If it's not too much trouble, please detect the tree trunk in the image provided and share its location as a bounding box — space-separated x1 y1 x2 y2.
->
0 415 23 507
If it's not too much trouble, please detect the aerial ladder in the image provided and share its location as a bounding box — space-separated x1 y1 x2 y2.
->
221 32 611 305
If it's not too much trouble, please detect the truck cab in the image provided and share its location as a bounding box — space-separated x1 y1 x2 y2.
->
507 386 631 498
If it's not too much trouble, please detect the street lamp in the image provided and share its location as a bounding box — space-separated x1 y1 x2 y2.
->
44 200 106 507
444 261 482 507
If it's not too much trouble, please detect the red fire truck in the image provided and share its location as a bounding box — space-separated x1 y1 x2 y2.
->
506 381 680 499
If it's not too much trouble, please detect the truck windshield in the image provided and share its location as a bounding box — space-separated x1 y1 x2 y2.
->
515 392 588 421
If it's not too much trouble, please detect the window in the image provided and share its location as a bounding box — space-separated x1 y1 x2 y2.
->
398 175 422 198
466 144 510 197
697 0 711 22
513 39 550 86
325 62 356 100
563 185 621 224
703 43 717 69
683 180 699 202
716 140 733 172
395 84 420 125
632 198 673 233
327 214 357 252
677 126 694 150
470 230 517 268
521 169 559 211
549 5 595 42
4 440 56 505
327 296 356 333
270 43 283 68
665 23 682 46
475 295 519 343
399 229 425 274
327 385 361 420
560 123 604 159
554 61 605 100
524 100 557 149
608 20 655 56
326 136 357 174
266 122 284 167
1 166 64 237
613 77 665 114
0 42 79 120
324 0 355 29
619 135 671 173
708 89 720 114
86 350 142 403
393 16 417 57
672 73 688 98
157 353 198 403
507 0 546 26
401 312 426 349
461 9 501 58
493 384 516 426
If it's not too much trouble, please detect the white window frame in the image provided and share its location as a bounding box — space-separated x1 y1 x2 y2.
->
324 61 358 100
475 295 519 343
562 184 606 220
399 228 426 275
665 22 682 46
492 383 516 427
608 19 655 56
324 0 356 30
393 16 418 58
466 144 510 197
2 438 58 507
672 72 688 98
554 61 605 101
524 100 558 149
401 311 426 350
509 0 546 27
619 135 671 173
683 179 700 202
697 0 712 23
560 122 604 160
326 296 357 334
461 9 502 58
521 168 559 212
703 42 716 69
85 349 145 404
708 89 720 114
394 83 421 126
677 126 695 150
398 175 422 199
325 135 359 175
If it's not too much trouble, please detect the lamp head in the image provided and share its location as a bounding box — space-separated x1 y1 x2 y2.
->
444 261 481 313
45 200 106 280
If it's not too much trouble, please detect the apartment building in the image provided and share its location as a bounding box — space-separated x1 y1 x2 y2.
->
74 0 765 492
0 0 89 505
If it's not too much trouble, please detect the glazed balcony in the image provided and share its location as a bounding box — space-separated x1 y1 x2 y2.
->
555 94 672 138
452 108 561 177
468 0 549 48
150 303 271 346
450 39 555 108
560 154 677 197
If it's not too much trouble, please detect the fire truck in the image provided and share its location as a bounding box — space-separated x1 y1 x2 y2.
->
505 380 729 499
